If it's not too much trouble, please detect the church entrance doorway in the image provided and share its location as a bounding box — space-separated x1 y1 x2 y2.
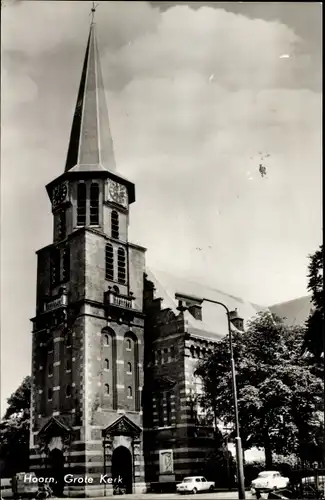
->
112 446 133 494
48 448 65 496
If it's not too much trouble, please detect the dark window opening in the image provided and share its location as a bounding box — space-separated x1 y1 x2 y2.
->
166 392 172 426
66 359 71 372
62 247 70 282
105 244 114 281
90 183 99 226
127 362 132 373
50 248 60 287
77 183 87 226
117 247 126 284
104 334 110 346
48 388 53 401
127 386 132 398
58 211 66 240
104 358 109 370
157 394 164 427
111 210 119 239
66 385 72 397
104 384 110 395
48 363 53 376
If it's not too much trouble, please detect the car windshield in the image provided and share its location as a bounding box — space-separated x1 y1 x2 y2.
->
183 478 193 483
258 472 274 477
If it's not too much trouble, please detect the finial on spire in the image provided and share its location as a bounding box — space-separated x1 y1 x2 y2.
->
90 2 98 24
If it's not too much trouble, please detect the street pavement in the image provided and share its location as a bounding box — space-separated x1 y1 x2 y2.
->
88 491 255 500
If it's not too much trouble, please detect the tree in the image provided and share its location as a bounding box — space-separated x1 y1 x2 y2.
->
196 312 323 468
304 244 324 364
0 376 31 476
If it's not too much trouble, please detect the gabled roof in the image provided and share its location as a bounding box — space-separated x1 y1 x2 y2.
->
102 414 142 437
146 268 311 341
146 268 265 341
65 21 116 174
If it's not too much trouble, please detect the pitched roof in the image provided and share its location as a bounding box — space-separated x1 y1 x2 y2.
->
269 295 313 327
146 268 311 341
65 22 116 174
146 268 265 341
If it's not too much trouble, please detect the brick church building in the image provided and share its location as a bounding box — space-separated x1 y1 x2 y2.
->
29 19 312 497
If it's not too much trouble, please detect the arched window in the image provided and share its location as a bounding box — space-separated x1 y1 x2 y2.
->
77 183 86 226
104 358 109 370
117 247 126 284
104 334 110 346
127 386 132 398
48 388 53 401
113 286 120 294
104 384 110 395
90 183 99 226
111 210 119 239
66 359 71 372
105 244 114 281
66 385 71 397
48 363 53 376
126 339 132 351
127 362 132 374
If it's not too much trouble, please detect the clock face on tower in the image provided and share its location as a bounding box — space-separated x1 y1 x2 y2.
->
107 180 128 208
52 182 68 208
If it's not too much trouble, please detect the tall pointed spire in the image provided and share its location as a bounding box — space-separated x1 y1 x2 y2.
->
65 14 116 173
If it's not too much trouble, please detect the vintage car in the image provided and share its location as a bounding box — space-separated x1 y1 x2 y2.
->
251 471 289 497
176 476 215 494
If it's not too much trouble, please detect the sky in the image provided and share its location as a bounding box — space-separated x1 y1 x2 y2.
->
1 1 322 411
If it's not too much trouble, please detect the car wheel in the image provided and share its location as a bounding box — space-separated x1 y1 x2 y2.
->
209 485 214 491
192 487 197 494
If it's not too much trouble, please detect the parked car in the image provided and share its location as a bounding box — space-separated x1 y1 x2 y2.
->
251 471 289 497
176 476 215 494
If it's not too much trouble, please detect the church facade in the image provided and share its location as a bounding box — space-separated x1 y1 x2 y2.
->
29 20 312 497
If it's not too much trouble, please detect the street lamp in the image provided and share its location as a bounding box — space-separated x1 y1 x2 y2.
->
202 298 246 499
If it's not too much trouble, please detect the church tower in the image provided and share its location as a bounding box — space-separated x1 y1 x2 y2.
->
30 16 146 496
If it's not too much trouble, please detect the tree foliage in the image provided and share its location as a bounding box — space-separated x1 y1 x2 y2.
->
304 244 324 364
0 376 31 476
196 312 324 468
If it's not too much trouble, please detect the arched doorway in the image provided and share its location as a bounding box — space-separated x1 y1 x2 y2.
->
48 448 65 496
112 446 133 494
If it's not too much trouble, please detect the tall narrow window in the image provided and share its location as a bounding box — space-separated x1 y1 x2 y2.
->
104 359 109 370
66 385 72 397
90 183 99 226
127 362 132 374
50 248 60 287
57 211 66 240
127 386 132 398
157 393 164 427
62 247 70 282
111 211 119 239
48 388 53 401
48 363 53 376
166 392 172 426
66 359 71 372
77 183 86 226
126 339 131 351
104 384 110 396
105 244 114 281
117 247 126 284
104 335 110 346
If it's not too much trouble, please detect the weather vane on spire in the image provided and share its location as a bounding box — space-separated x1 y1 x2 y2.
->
90 1 99 24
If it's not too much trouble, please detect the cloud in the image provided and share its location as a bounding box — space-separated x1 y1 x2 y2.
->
1 1 321 410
